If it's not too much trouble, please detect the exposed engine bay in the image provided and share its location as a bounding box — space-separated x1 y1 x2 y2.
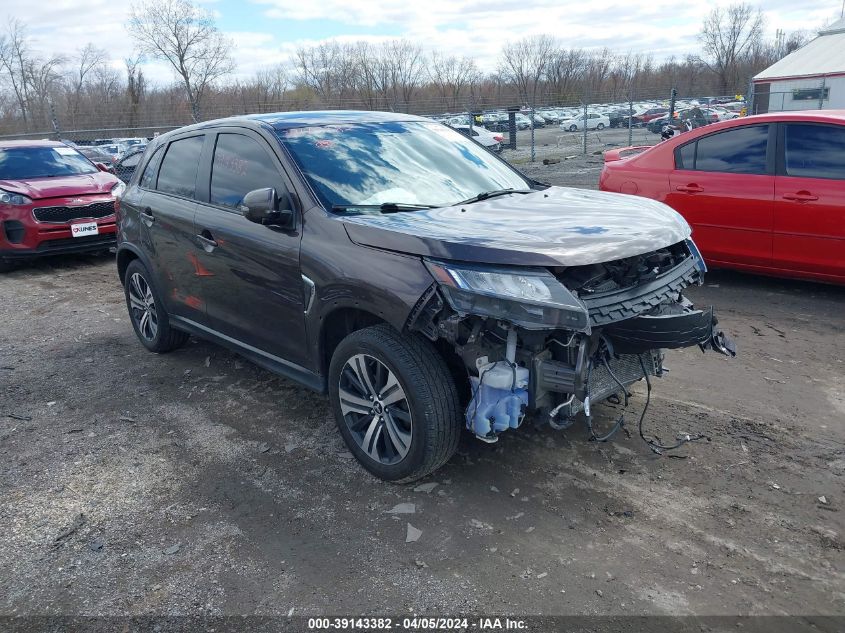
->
409 239 736 452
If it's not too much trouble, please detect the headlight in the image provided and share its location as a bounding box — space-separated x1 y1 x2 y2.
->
111 181 126 199
0 189 32 206
425 260 590 331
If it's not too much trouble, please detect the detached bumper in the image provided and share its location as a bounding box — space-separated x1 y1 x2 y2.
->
604 304 736 357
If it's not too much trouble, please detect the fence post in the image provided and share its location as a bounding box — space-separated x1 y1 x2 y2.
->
627 96 633 147
530 104 536 163
582 101 588 155
49 101 61 140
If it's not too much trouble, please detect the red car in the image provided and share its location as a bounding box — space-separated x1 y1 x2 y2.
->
0 140 123 271
600 111 845 285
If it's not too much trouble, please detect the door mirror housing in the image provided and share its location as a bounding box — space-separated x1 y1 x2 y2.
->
95 162 113 173
239 188 294 228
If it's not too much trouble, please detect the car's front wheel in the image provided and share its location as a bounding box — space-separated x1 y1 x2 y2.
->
123 259 189 353
569 124 578 132
329 324 462 482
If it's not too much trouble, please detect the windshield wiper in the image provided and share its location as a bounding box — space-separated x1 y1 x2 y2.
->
456 188 534 206
331 202 436 214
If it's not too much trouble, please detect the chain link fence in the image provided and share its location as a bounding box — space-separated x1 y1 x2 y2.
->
0 88 750 170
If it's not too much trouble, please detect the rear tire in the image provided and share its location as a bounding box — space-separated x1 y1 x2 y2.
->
123 259 189 353
596 123 605 130
329 324 462 483
0 259 16 273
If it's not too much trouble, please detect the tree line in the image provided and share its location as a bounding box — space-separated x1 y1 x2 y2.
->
0 0 808 135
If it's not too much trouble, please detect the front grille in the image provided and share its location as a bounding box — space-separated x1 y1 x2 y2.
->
33 201 114 223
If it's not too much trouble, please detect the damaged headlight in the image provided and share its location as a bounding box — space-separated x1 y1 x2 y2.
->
425 260 589 331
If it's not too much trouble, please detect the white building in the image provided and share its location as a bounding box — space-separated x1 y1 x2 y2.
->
752 17 845 113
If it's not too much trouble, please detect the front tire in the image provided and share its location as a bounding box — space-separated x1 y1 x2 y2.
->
123 259 189 353
329 324 462 483
569 124 577 132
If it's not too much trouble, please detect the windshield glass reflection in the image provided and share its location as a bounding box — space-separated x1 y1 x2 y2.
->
278 121 529 213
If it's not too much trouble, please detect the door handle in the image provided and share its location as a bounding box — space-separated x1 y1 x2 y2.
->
139 207 155 224
781 191 818 202
196 229 218 251
676 184 704 193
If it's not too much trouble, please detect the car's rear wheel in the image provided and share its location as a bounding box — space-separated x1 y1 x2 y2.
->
123 259 189 353
596 122 605 130
0 258 16 273
329 324 461 483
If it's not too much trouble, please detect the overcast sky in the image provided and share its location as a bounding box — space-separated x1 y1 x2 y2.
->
1 0 841 85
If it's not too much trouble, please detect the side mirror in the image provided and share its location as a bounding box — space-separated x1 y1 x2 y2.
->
95 162 113 173
239 188 294 228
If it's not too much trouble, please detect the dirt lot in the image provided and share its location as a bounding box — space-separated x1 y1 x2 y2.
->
1 171 843 625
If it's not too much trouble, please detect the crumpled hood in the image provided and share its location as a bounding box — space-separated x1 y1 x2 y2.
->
342 186 692 267
0 172 117 200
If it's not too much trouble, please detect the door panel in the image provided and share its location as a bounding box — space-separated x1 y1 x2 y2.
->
773 123 845 279
665 124 774 268
137 135 206 320
666 171 774 267
193 131 307 367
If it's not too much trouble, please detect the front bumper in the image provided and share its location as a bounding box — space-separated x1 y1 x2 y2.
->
1 195 117 259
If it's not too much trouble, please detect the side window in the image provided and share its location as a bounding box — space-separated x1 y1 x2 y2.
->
156 135 205 198
138 145 164 189
676 142 696 170
691 125 769 174
784 123 845 180
210 133 283 210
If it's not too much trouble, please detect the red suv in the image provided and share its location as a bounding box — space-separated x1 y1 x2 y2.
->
0 140 124 271
600 111 845 285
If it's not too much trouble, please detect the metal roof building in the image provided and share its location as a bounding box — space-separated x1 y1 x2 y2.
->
752 18 845 113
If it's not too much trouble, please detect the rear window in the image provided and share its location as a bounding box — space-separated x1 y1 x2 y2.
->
0 146 97 179
156 136 204 198
139 146 165 189
675 125 769 175
784 123 845 180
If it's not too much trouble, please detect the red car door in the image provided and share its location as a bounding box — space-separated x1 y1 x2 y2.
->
773 122 845 282
665 124 775 269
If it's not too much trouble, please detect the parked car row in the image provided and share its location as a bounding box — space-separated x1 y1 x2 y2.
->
429 97 746 136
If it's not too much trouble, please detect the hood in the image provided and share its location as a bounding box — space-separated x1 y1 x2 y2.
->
0 171 117 200
342 186 691 267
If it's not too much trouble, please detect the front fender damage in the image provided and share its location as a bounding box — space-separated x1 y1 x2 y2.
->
406 241 737 453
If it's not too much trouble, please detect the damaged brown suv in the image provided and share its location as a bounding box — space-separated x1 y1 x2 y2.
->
115 111 735 482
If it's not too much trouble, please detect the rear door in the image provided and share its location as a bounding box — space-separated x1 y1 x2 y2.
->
192 128 308 367
666 124 775 268
773 122 845 280
136 134 208 321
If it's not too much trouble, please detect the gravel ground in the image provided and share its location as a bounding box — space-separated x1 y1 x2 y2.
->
0 156 843 626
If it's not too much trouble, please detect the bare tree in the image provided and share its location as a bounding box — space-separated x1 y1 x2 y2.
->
127 0 234 121
500 35 556 106
427 52 480 110
68 44 107 125
381 40 424 111
0 19 33 127
699 3 764 95
126 55 146 127
545 47 585 103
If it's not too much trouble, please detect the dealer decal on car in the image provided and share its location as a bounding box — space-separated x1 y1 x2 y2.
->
71 221 99 237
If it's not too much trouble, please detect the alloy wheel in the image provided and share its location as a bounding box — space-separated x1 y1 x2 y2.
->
338 354 413 465
128 272 158 341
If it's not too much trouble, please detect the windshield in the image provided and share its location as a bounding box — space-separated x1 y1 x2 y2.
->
0 146 97 179
277 121 529 213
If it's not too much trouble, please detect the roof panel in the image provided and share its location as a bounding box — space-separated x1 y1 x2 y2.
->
754 30 845 80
